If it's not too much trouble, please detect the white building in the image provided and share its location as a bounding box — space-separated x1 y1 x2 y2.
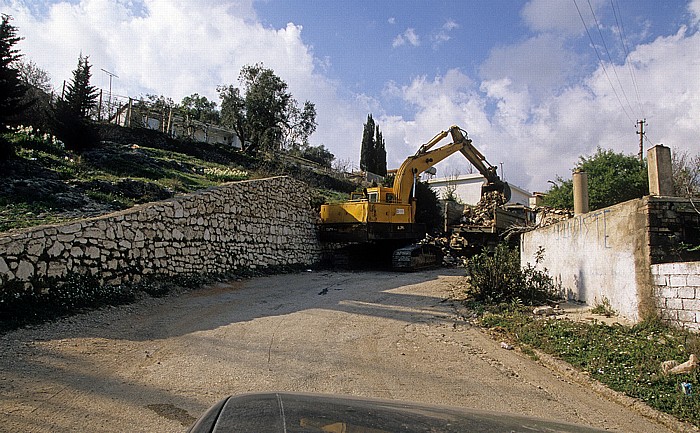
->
427 173 532 206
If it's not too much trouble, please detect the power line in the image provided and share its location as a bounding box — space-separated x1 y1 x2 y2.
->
585 0 637 120
573 0 634 123
610 0 645 119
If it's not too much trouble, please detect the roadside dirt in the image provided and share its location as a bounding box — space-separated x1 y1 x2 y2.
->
0 269 695 432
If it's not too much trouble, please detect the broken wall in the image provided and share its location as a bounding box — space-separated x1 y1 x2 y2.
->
522 196 700 325
521 198 648 322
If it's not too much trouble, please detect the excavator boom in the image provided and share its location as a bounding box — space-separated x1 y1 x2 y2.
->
319 125 509 269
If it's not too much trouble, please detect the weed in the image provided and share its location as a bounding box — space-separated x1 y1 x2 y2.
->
591 297 616 317
465 244 560 305
476 308 700 427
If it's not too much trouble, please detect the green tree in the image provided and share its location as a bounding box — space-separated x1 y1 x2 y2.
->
62 54 98 119
218 63 316 154
414 180 442 234
0 14 28 129
543 148 648 211
375 124 387 176
296 143 335 168
54 54 99 151
179 93 219 124
360 114 376 172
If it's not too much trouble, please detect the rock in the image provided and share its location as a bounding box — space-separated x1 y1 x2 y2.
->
500 342 514 350
533 306 555 316
661 360 679 375
667 354 698 375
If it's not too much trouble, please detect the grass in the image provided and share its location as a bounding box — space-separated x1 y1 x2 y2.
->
0 129 257 231
477 306 700 426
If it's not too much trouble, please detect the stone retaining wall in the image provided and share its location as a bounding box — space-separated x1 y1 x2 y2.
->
653 262 700 331
0 176 320 290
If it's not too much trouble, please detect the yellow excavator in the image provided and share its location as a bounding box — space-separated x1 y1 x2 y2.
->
319 125 510 269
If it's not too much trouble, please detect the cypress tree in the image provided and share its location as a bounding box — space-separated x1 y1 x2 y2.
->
360 114 375 172
375 125 387 176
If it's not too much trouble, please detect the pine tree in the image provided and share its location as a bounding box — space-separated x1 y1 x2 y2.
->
360 114 375 172
375 124 387 176
63 54 98 119
0 14 28 128
54 54 99 151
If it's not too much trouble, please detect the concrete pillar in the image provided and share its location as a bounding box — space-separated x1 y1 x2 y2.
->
647 144 673 196
573 170 589 215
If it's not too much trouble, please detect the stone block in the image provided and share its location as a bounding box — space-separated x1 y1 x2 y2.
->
0 257 9 274
670 275 687 287
47 262 67 278
678 287 696 299
15 260 34 280
677 310 697 323
666 298 684 310
4 240 24 255
687 274 700 287
57 234 75 243
58 222 82 234
683 298 700 312
47 241 63 258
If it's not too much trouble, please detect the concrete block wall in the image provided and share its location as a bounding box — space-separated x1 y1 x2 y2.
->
0 176 320 290
652 262 700 331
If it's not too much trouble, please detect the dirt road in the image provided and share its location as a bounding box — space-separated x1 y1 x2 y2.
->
0 269 693 432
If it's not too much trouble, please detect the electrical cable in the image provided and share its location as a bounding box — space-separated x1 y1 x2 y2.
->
573 0 634 123
586 0 637 120
610 0 645 119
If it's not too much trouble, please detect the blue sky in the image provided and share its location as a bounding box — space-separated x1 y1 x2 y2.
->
3 0 699 193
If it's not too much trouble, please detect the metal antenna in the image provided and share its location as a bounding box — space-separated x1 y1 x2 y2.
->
101 68 119 118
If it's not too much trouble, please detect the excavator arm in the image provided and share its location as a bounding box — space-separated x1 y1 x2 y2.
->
392 125 510 204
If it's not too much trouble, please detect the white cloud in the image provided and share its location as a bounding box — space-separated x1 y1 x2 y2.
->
431 19 459 48
377 21 700 193
521 0 604 36
388 17 396 25
392 28 420 48
690 0 700 25
479 33 583 101
3 0 699 195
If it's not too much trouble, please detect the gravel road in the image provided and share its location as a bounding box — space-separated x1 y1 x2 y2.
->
0 268 694 432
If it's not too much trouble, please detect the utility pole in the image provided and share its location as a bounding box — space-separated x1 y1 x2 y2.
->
636 119 646 163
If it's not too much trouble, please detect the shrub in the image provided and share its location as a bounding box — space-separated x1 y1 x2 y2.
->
466 244 560 305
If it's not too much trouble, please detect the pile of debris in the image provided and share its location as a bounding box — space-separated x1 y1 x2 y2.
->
459 191 508 227
530 206 573 228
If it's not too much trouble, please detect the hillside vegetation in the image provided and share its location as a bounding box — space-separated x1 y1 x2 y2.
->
0 124 355 233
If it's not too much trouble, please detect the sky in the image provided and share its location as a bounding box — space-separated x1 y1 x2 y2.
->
2 0 700 193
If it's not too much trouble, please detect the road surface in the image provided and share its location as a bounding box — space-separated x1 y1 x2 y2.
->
0 268 694 432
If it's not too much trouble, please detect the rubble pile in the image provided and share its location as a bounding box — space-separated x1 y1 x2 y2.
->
459 191 508 227
531 206 573 228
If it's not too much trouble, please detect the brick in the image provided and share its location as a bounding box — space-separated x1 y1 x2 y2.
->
677 310 697 323
687 274 700 287
682 298 700 312
670 275 687 287
678 287 696 299
666 298 684 310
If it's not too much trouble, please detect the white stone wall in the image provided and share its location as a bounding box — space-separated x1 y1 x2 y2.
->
0 176 320 289
521 199 646 322
652 262 700 331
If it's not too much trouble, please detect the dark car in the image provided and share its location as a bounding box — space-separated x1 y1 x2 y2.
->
188 392 608 433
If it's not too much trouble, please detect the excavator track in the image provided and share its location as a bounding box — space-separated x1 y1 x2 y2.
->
392 244 443 271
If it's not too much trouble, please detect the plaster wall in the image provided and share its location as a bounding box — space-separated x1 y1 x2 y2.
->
521 199 647 322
